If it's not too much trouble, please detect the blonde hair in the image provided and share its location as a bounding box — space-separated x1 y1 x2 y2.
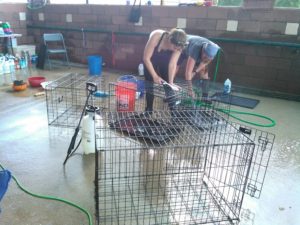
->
168 28 187 47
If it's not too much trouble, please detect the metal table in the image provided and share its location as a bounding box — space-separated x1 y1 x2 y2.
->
0 33 22 55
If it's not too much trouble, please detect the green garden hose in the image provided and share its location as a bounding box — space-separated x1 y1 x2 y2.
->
0 163 93 225
217 108 276 127
182 99 276 128
213 49 221 82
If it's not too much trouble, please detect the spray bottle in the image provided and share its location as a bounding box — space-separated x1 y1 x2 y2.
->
82 106 105 154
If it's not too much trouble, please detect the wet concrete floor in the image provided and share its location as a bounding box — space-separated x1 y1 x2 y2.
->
0 66 299 225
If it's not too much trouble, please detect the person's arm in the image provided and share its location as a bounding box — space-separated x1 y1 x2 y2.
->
143 31 164 84
184 56 197 97
168 50 181 85
195 60 211 79
185 56 196 81
195 48 212 79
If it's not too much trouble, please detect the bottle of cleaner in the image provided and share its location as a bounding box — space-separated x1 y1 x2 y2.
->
223 78 231 94
138 63 144 76
0 57 4 75
3 60 10 74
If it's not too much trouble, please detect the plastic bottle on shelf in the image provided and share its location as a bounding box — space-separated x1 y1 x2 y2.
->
223 78 231 94
9 58 15 81
14 57 20 70
0 56 4 75
25 51 31 67
3 60 10 74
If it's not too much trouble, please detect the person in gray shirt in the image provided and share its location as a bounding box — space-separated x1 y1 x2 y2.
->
183 35 220 99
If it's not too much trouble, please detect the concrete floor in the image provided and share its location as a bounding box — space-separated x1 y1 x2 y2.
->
0 65 300 225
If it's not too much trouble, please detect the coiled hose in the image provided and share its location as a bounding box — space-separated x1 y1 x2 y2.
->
217 108 276 127
182 98 276 128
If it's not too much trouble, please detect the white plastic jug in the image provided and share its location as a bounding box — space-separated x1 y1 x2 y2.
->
82 106 105 154
0 58 4 75
223 78 231 94
3 60 10 74
82 111 95 155
138 63 144 76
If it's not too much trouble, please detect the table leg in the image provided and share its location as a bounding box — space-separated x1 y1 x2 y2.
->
9 37 14 55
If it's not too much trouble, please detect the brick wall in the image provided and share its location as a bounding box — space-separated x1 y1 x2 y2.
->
0 3 34 45
1 2 299 97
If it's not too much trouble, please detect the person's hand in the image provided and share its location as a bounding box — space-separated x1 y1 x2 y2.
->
196 64 209 79
153 75 164 84
169 83 181 91
200 72 209 79
186 80 195 99
188 88 195 99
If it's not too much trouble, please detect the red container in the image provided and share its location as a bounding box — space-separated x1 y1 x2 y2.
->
204 0 213 6
115 81 137 112
28 76 46 87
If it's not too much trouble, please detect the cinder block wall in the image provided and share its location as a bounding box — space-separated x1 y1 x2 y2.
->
0 3 34 44
1 2 299 97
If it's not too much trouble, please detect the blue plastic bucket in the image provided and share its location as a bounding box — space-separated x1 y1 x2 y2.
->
118 75 137 84
88 55 102 76
137 80 145 97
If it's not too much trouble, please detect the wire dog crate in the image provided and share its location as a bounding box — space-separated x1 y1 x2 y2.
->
92 81 274 225
45 73 106 128
45 73 230 129
94 109 274 225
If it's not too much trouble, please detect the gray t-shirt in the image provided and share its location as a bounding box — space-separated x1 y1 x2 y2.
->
185 35 211 65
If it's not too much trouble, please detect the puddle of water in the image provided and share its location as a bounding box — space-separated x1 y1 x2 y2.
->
241 137 300 225
272 139 300 170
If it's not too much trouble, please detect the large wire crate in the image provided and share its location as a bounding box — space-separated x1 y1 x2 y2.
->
93 107 274 225
45 73 106 128
92 79 273 224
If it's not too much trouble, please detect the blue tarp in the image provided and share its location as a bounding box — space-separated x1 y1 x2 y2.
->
0 170 11 202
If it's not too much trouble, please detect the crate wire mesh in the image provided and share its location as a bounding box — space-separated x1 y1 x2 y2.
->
106 79 231 122
94 109 260 225
45 73 106 128
233 124 275 198
92 81 274 225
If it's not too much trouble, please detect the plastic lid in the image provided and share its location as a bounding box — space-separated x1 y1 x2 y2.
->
85 105 100 113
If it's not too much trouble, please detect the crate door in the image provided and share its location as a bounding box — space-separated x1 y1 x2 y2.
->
236 124 275 198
